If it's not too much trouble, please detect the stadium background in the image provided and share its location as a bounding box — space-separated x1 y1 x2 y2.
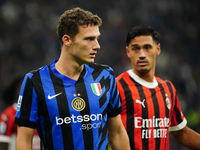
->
0 0 199 149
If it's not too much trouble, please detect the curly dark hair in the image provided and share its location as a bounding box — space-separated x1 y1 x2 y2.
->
57 7 102 45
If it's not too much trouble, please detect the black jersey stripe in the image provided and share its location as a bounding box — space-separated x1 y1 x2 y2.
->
20 77 33 122
99 75 110 107
166 82 174 114
98 120 108 150
158 82 169 118
75 68 94 150
149 88 160 150
133 79 149 150
49 66 74 150
32 71 54 149
158 82 169 149
167 82 182 124
98 90 109 148
90 64 113 149
119 78 135 150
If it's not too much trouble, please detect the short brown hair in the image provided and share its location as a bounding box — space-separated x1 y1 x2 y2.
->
57 7 102 45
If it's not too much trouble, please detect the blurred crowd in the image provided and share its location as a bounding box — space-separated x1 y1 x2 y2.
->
0 0 199 149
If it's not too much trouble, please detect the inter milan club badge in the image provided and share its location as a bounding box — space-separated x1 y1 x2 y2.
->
91 83 102 96
165 94 171 109
71 97 86 111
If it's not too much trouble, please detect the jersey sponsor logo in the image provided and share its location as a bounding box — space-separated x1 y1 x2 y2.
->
47 92 62 100
91 83 102 96
135 116 170 139
16 96 22 111
165 94 171 109
56 114 102 130
136 99 145 108
71 97 86 111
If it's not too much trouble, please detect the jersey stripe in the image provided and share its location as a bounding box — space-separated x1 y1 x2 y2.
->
20 77 33 122
49 66 74 150
138 81 150 149
143 88 155 150
117 73 135 150
157 79 172 149
36 69 54 149
75 68 93 150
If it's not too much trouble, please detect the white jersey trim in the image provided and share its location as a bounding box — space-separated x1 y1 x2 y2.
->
127 70 158 89
0 135 11 143
169 118 187 132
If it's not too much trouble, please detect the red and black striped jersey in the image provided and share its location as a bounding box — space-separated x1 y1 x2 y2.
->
0 104 17 137
116 70 186 150
0 104 40 150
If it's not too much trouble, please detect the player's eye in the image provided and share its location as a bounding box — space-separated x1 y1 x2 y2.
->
132 47 140 51
86 37 95 41
144 45 152 50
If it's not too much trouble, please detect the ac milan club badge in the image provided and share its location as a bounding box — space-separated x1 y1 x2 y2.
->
165 94 171 109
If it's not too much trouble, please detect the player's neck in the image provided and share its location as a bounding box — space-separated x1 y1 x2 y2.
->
134 70 155 82
55 58 84 81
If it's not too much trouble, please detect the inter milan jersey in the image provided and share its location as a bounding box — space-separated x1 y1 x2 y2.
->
15 59 122 150
116 70 187 150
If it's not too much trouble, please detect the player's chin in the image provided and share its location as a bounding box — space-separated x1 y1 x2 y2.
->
85 59 95 64
139 68 150 73
137 66 149 72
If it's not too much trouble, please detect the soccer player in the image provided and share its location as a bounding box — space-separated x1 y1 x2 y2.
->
0 76 40 150
15 7 130 150
116 25 200 150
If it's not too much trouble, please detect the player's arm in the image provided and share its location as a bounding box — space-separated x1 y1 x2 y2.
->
107 114 130 150
171 125 200 150
16 126 34 150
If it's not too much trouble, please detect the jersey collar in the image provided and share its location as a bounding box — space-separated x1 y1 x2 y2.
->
127 69 158 88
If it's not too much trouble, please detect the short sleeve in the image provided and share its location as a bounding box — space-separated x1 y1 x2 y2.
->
169 93 187 131
15 74 38 129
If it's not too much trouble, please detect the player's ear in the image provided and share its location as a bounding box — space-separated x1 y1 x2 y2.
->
62 34 72 46
126 46 131 58
156 43 161 55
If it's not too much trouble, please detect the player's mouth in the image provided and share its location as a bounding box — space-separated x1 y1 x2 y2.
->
90 53 96 58
137 60 148 66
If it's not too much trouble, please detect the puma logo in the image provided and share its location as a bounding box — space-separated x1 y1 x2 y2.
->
136 99 145 108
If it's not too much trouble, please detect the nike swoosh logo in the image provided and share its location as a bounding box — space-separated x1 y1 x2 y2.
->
48 92 62 100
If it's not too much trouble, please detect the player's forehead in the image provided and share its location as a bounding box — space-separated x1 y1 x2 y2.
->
129 35 155 46
77 24 100 37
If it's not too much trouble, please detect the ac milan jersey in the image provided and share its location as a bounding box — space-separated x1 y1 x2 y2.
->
116 70 187 150
0 104 17 138
0 104 40 150
15 59 122 150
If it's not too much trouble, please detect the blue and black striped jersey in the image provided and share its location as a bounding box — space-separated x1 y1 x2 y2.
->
15 59 122 150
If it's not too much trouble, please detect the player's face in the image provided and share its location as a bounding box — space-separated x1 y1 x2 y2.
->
69 24 101 64
126 35 160 75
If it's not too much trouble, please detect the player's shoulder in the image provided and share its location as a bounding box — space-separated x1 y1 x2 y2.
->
116 71 128 81
87 63 115 75
155 76 174 86
87 63 111 70
25 65 48 80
